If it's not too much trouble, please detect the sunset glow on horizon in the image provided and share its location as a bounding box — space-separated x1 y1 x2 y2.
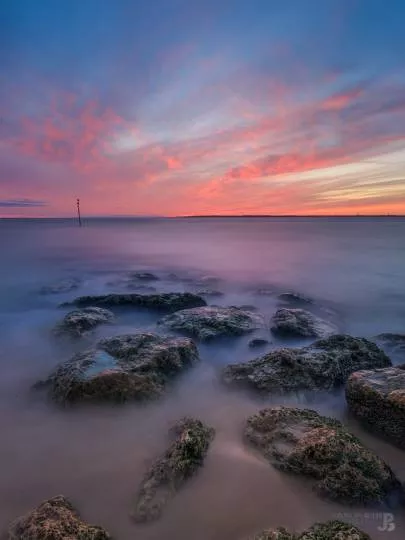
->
1 0 405 217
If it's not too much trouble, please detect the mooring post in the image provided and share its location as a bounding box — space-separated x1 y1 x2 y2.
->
77 198 82 226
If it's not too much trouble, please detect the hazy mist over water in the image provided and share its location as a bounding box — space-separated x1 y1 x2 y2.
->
0 217 404 539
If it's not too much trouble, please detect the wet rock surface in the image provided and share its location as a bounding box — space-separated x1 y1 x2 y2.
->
7 495 111 539
41 333 199 404
252 520 371 540
195 288 224 297
158 306 264 341
133 417 215 522
245 406 403 505
62 292 206 312
39 278 81 295
54 307 115 338
346 366 405 449
129 272 159 281
223 335 391 394
271 308 337 339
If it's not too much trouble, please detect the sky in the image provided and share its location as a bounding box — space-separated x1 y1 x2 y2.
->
1 0 405 217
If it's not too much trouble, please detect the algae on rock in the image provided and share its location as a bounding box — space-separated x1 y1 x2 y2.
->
133 417 215 522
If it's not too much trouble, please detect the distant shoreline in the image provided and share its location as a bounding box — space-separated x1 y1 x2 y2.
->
1 214 404 220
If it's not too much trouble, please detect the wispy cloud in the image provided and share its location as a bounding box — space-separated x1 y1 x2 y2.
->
0 199 47 208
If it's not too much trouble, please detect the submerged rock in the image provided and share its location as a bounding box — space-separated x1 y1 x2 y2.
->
346 367 405 449
374 333 405 357
277 292 313 306
129 271 159 281
7 495 111 539
245 406 403 505
271 308 337 338
252 521 371 540
133 417 214 522
248 338 270 348
41 333 199 404
54 307 114 338
62 292 206 312
223 335 391 394
39 277 81 295
196 288 224 297
158 306 264 341
254 288 274 296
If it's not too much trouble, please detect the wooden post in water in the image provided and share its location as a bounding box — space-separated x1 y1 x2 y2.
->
77 198 82 226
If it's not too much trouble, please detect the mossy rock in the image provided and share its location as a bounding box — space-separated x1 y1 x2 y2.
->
223 335 391 394
271 308 337 339
54 307 114 338
40 333 199 404
346 367 405 449
133 417 215 522
158 306 264 341
252 521 371 540
245 406 403 505
7 495 111 539
61 292 206 312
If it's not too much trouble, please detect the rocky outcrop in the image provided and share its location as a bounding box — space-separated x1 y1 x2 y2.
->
7 495 110 539
252 521 371 540
39 278 81 295
346 367 405 449
62 292 206 312
54 307 115 338
245 406 403 505
195 289 224 297
41 333 199 404
133 417 215 522
223 335 391 394
271 308 337 339
158 306 264 341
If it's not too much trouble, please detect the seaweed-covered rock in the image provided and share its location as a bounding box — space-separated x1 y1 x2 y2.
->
7 495 110 539
62 292 206 312
133 417 215 522
277 292 313 306
223 335 391 394
346 367 405 449
39 278 81 295
373 333 405 357
245 406 403 505
249 338 270 349
271 308 337 339
158 306 264 341
54 307 114 338
41 333 199 404
252 521 371 540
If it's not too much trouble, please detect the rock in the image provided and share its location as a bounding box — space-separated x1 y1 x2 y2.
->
196 289 224 297
41 333 199 404
7 495 110 539
245 406 403 505
133 417 214 522
129 272 159 281
271 308 337 338
198 275 221 285
374 333 405 357
277 292 313 305
252 521 371 540
54 307 114 338
158 306 264 341
223 335 391 394
248 338 270 348
39 278 81 295
346 367 405 449
62 292 206 312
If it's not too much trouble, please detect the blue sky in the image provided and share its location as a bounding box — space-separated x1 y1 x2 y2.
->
1 0 405 215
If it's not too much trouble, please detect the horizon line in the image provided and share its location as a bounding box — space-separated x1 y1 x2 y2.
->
1 214 405 220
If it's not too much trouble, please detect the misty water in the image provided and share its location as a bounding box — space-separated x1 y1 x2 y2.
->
0 217 404 539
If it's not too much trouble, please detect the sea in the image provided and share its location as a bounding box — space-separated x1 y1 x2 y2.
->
0 216 404 539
